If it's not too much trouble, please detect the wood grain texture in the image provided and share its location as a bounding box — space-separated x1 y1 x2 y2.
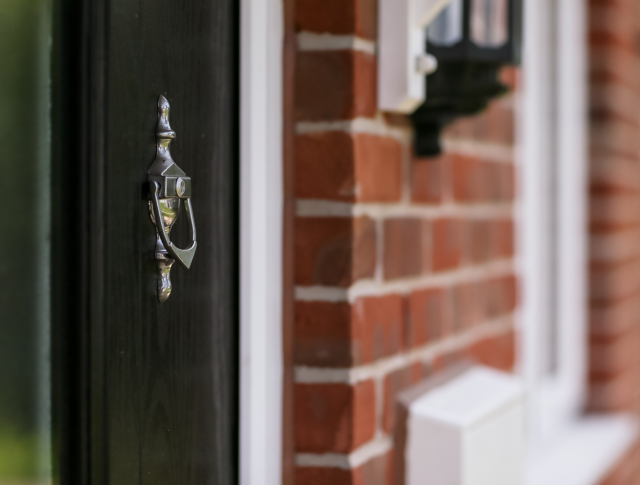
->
105 0 239 483
52 0 239 482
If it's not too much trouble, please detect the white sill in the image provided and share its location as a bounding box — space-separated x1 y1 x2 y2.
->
525 414 639 485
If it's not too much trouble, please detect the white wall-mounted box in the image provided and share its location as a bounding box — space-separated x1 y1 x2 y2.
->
406 366 525 485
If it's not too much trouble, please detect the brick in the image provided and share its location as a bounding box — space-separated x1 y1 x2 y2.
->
478 101 515 146
443 116 477 140
295 380 376 453
353 216 377 280
590 228 640 263
354 134 403 202
451 282 483 331
411 360 437 381
589 4 639 50
482 275 517 318
590 293 640 336
356 451 390 485
295 295 403 367
432 218 463 272
420 220 433 273
492 219 515 258
432 348 470 372
296 51 376 121
450 155 514 203
589 259 640 303
588 365 640 412
586 0 640 432
500 67 519 90
590 193 640 229
450 155 488 202
408 288 449 347
590 81 640 127
589 326 640 378
295 132 356 201
590 154 640 193
296 0 378 40
383 366 417 433
296 467 353 485
590 119 640 159
410 361 425 382
467 328 515 372
466 219 492 263
451 155 479 201
497 164 515 201
383 218 423 280
295 301 353 366
352 295 404 363
295 216 376 287
295 133 403 202
295 453 391 485
383 112 413 129
411 154 445 203
590 31 638 55
442 98 515 146
590 46 640 90
295 218 352 286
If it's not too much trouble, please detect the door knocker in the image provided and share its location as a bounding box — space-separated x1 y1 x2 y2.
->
148 95 197 302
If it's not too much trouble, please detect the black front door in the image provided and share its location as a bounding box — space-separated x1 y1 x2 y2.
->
52 0 239 483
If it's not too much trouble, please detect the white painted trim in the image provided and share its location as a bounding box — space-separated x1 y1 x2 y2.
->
239 0 283 483
378 0 453 112
554 0 589 421
525 415 639 485
518 0 588 450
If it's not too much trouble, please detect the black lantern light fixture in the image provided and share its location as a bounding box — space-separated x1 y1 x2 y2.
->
411 0 522 156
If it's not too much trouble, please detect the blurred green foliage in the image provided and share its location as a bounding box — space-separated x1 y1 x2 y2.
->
0 0 51 481
0 429 40 479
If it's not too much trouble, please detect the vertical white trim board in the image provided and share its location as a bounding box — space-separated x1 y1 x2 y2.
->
517 0 588 449
240 0 284 484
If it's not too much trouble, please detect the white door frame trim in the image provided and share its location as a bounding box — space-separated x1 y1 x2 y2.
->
240 0 284 483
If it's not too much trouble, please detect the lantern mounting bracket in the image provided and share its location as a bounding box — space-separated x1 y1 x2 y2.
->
378 0 454 113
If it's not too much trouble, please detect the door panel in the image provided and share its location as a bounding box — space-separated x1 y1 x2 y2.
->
58 0 239 483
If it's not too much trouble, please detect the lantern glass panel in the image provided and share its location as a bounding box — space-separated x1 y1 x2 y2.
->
471 0 509 47
427 0 463 46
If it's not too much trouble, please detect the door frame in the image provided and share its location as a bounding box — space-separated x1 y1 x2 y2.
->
239 0 286 484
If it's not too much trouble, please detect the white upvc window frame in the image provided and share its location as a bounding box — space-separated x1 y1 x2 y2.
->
518 0 588 449
519 0 638 482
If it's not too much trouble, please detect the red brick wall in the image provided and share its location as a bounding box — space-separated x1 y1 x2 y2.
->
587 0 640 415
292 1 518 483
589 1 640 483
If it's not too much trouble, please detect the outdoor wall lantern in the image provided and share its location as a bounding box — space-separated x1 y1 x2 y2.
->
411 0 522 156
